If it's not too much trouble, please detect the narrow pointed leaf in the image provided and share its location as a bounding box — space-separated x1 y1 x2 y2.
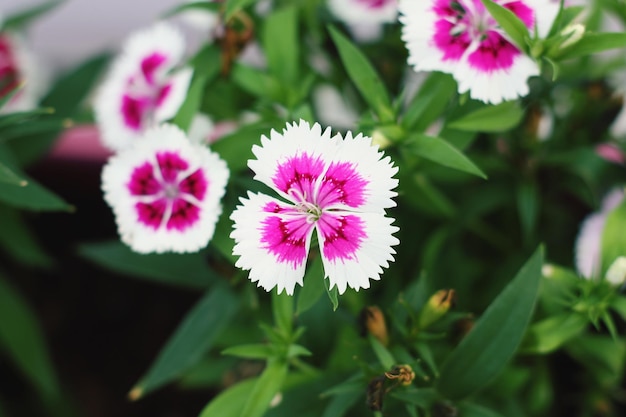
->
557 32 626 60
79 240 216 289
0 162 27 186
199 377 258 417
296 257 325 315
241 360 288 417
263 6 299 87
480 0 529 51
2 0 64 31
404 134 486 179
0 206 53 268
436 246 544 400
224 0 257 21
222 344 274 359
0 273 60 400
131 286 239 398
328 26 393 122
447 101 524 132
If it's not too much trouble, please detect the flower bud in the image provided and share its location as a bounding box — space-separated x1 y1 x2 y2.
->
360 306 389 346
559 23 585 50
418 289 456 329
606 256 626 286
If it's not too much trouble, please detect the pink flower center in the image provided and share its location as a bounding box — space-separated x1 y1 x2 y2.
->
260 153 370 267
432 0 534 72
127 151 209 232
0 34 21 99
121 52 173 131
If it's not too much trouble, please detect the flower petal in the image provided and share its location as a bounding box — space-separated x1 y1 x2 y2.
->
317 211 399 294
230 192 315 295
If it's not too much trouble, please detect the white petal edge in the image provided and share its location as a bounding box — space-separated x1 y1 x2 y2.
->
317 211 399 294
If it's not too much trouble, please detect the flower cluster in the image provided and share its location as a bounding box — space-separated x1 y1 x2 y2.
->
97 23 229 254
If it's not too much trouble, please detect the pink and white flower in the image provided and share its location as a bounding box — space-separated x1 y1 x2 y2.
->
94 23 192 152
230 120 399 295
399 0 560 104
0 30 41 112
328 0 398 42
102 124 229 254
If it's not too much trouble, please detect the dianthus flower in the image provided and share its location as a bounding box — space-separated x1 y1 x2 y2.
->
399 0 559 104
94 23 192 152
230 120 399 295
101 124 229 253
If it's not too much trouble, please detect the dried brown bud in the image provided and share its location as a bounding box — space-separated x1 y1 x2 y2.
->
360 306 389 346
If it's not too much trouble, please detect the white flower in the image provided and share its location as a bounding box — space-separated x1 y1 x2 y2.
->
230 120 399 295
575 188 625 278
328 0 398 42
399 0 560 104
94 23 192 152
101 124 229 253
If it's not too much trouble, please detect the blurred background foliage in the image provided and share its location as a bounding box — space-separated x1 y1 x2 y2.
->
2 0 626 416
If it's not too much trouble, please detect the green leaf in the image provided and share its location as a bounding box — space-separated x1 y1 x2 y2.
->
521 313 588 354
447 101 524 132
325 280 339 311
0 162 27 186
272 290 294 335
436 246 544 400
458 403 506 417
390 388 438 408
162 1 221 18
211 122 282 173
296 257 325 315
2 1 64 31
480 0 529 51
369 335 395 370
556 32 626 60
231 63 282 99
241 360 288 417
0 108 56 130
517 182 539 242
224 0 257 22
172 74 207 132
263 6 299 87
131 286 239 398
222 343 275 359
403 134 486 179
328 26 394 123
0 144 72 211
78 240 217 289
199 377 258 417
402 73 456 131
0 205 53 268
600 196 626 277
42 53 111 118
0 83 23 110
321 391 361 417
287 344 312 358
0 273 59 400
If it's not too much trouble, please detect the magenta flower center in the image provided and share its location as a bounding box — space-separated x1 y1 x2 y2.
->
127 151 209 232
432 0 534 72
0 34 21 99
121 52 173 131
260 152 370 267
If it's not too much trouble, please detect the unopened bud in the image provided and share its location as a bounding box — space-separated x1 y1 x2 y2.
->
560 23 585 49
360 306 389 346
606 256 626 286
418 289 456 329
371 129 392 150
